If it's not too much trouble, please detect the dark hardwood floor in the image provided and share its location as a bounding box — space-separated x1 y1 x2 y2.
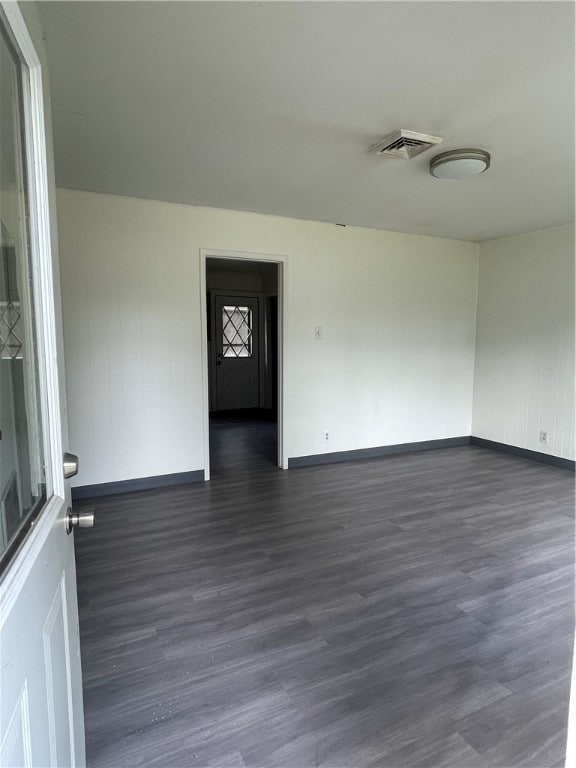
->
75 418 574 768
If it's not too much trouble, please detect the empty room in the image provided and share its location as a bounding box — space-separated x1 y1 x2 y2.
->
0 2 574 768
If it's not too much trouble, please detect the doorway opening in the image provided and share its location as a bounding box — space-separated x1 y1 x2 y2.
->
201 253 283 478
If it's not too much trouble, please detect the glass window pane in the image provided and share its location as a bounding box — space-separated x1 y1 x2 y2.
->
222 305 252 358
0 21 46 567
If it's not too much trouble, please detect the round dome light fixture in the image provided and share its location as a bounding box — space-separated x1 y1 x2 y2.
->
429 148 490 180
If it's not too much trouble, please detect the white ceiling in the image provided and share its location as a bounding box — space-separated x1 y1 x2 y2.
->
38 1 574 242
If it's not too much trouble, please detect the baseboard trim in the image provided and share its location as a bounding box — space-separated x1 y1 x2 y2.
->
288 436 471 469
470 437 575 471
71 470 204 500
70 438 574 498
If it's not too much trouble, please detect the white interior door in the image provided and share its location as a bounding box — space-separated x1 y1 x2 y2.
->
0 4 85 767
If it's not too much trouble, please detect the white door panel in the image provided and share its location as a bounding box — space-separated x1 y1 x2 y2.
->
1 511 84 767
0 683 32 768
0 4 85 767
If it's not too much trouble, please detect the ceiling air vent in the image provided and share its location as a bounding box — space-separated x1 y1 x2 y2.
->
370 129 443 159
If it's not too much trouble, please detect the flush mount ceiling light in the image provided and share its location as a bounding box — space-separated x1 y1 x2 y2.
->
429 148 491 179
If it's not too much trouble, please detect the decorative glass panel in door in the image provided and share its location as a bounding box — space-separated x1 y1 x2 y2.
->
0 19 45 567
222 305 253 358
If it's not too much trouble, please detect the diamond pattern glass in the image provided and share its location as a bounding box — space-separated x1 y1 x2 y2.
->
222 305 252 358
0 301 23 359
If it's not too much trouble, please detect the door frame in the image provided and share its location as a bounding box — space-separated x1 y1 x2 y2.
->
0 1 67 613
199 249 287 478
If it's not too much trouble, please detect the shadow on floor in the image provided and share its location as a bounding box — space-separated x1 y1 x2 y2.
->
209 408 278 475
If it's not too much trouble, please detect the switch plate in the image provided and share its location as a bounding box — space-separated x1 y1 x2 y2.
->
315 326 323 340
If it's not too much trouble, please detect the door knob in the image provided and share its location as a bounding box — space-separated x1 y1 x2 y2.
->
66 508 95 535
63 452 79 479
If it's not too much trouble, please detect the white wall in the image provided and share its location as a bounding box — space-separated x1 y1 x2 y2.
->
473 224 575 460
56 189 479 487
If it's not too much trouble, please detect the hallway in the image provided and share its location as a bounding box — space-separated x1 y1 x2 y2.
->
209 410 278 476
74 436 574 767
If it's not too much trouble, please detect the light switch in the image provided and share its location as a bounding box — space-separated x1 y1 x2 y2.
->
314 326 323 340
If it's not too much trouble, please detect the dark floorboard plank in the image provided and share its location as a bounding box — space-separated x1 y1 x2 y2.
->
74 414 575 767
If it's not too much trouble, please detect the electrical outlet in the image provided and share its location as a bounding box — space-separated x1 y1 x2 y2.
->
324 430 330 441
539 430 548 443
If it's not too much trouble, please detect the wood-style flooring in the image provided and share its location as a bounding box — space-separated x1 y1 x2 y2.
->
75 416 575 767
